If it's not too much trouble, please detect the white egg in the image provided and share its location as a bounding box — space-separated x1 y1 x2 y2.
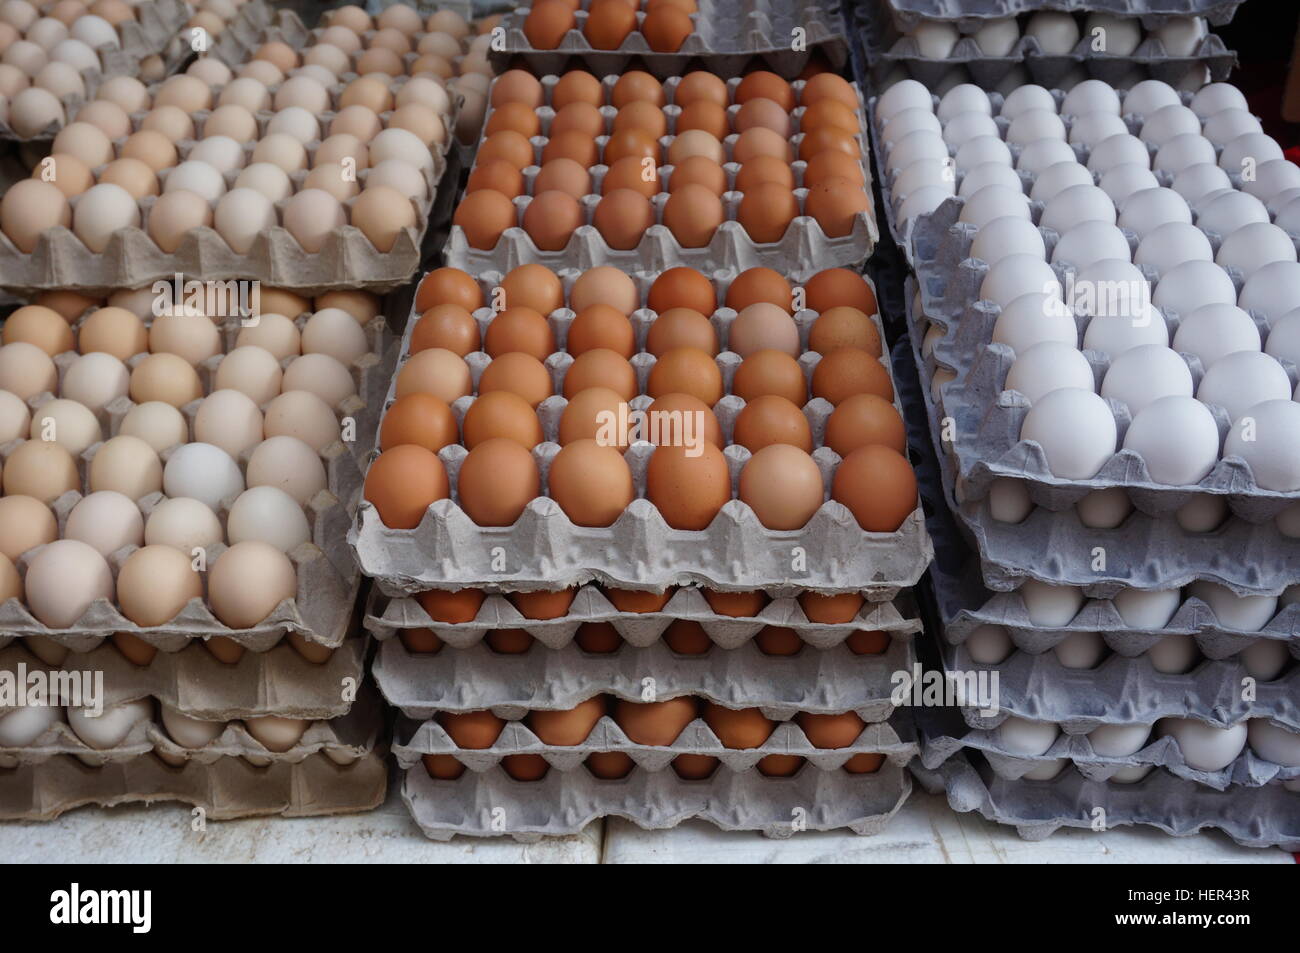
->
891 158 953 205
1202 107 1261 147
1087 133 1151 172
213 188 278 255
1022 758 1067 780
1001 84 1056 119
1148 632 1201 673
937 84 992 122
1191 83 1249 118
1052 220 1130 268
1171 162 1232 202
1140 104 1201 146
1030 160 1094 204
1006 341 1095 403
1247 719 1300 766
162 442 245 510
1153 133 1217 175
1007 108 1067 145
1021 387 1116 478
1062 79 1122 119
966 623 1012 664
1118 187 1192 239
1089 722 1153 757
1243 158 1300 202
1177 493 1229 532
1267 188 1300 217
992 291 1078 353
1196 191 1269 243
988 476 1033 523
1015 137 1077 175
1019 580 1084 626
958 161 1022 198
997 715 1060 756
188 135 245 174
1159 717 1246 771
1041 183 1115 232
1101 344 1193 416
955 134 1012 171
66 491 144 558
1265 307 1300 366
1069 111 1128 148
1082 14 1141 57
1201 352 1293 423
1276 501 1300 538
1218 131 1284 173
1054 630 1106 668
1153 259 1237 317
980 253 1060 306
973 16 1019 56
1082 305 1169 355
1240 638 1290 680
1099 163 1160 205
162 160 226 202
960 184 1031 229
1077 486 1132 528
943 111 999 149
72 183 139 253
883 106 942 147
226 485 310 553
1224 398 1300 489
1113 587 1183 628
144 496 224 553
910 21 959 59
876 78 933 122
897 184 951 226
1123 80 1182 119
161 705 224 748
884 130 948 174
1188 581 1277 632
1173 303 1261 368
1025 10 1079 54
1135 221 1213 275
970 216 1046 262
245 715 309 752
68 697 152 750
0 703 62 746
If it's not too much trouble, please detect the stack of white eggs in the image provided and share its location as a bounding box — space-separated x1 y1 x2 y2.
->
993 713 1300 786
0 285 380 662
883 77 1300 538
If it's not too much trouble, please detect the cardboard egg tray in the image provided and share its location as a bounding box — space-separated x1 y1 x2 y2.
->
0 76 457 295
0 0 194 142
393 711 914 839
0 684 383 769
446 73 878 274
877 0 1246 29
350 268 932 596
488 0 849 80
911 751 1299 850
0 635 369 721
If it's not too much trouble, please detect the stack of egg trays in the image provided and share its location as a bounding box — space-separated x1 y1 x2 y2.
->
882 0 1246 29
444 72 879 276
0 303 399 656
487 0 849 80
907 200 1300 597
349 267 932 595
0 84 455 295
0 683 388 820
848 0 1235 90
911 749 1299 849
392 709 916 840
0 0 194 142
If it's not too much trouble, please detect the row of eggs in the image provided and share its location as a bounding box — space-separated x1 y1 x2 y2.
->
522 0 699 53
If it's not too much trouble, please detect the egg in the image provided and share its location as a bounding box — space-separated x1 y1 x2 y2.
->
1158 717 1247 771
163 442 244 511
479 352 552 407
64 490 141 558
547 439 635 526
0 178 69 251
663 184 724 247
116 544 203 627
1124 396 1220 485
247 436 327 506
647 347 722 405
3 438 78 501
456 437 539 526
830 445 915 531
68 698 151 750
24 538 113 627
739 444 823 529
646 442 730 529
462 391 542 449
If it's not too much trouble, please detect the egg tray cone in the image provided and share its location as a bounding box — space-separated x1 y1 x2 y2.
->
878 0 1247 30
208 0 289 64
488 0 849 81
0 683 384 769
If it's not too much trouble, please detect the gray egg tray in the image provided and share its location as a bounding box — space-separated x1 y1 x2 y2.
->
488 0 849 80
446 72 878 274
209 0 302 66
911 751 1298 850
401 754 910 840
878 0 1246 28
0 634 368 721
350 267 931 596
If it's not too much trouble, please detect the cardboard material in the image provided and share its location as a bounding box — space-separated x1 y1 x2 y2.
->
488 0 850 80
878 0 1246 28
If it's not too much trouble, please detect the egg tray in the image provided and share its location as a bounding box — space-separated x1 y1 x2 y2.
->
877 0 1246 29
350 283 932 597
910 750 1299 850
0 747 388 822
488 0 849 80
0 683 383 769
401 752 910 840
904 280 1300 598
0 635 369 722
207 0 290 64
446 72 879 275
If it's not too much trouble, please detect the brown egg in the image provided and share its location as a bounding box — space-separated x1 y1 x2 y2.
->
662 183 724 248
551 102 605 140
533 157 593 200
601 155 660 197
736 71 795 111
645 393 723 447
666 156 725 197
730 303 800 357
802 73 859 110
568 305 635 357
3 441 78 502
0 179 70 253
478 352 552 407
588 751 636 777
647 308 717 356
606 128 662 167
666 129 724 165
354 186 417 253
493 70 545 109
737 182 798 243
118 545 202 626
364 445 450 528
490 627 536 652
733 395 813 452
524 0 575 48
674 71 727 108
847 630 889 655
417 587 485 623
676 101 729 140
380 393 459 453
732 350 807 406
646 442 731 529
733 126 793 163
811 348 893 405
673 752 719 779
804 150 866 189
799 590 864 623
615 696 696 745
805 268 877 314
831 445 916 532
417 268 484 313
570 266 639 315
642 5 692 51
528 695 605 745
739 444 824 529
726 267 792 312
34 291 97 323
484 306 555 360
466 159 526 200
523 190 583 251
486 101 542 139
130 353 202 407
810 307 881 356
112 632 156 667
663 619 710 654
584 0 635 48
575 620 622 652
605 586 675 611
457 437 540 526
119 130 177 173
797 709 865 754
734 155 795 192
703 589 768 617
479 130 534 169
78 307 146 361
548 438 635 526
442 709 505 749
33 153 92 199
463 391 544 449
401 628 443 653
552 70 604 110
563 348 637 400
649 267 716 314
704 703 774 748
800 127 861 163
510 587 576 620
3 306 73 355
825 393 906 457
0 495 57 561
801 99 859 135
613 100 667 140
612 71 664 108
755 625 803 655
736 97 791 138
501 263 565 315
559 385 629 446
411 304 481 356
806 180 870 239
541 129 599 167
593 188 654 250
396 348 473 403
648 347 722 405
453 189 516 249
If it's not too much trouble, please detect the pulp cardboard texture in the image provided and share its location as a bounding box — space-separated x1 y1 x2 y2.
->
0 686 383 769
908 198 1300 525
911 752 1298 849
488 0 849 80
350 269 932 597
879 0 1246 28
210 0 303 65
0 0 194 142
401 756 911 840
445 73 878 275
0 637 369 721
0 81 454 295
904 276 1300 597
